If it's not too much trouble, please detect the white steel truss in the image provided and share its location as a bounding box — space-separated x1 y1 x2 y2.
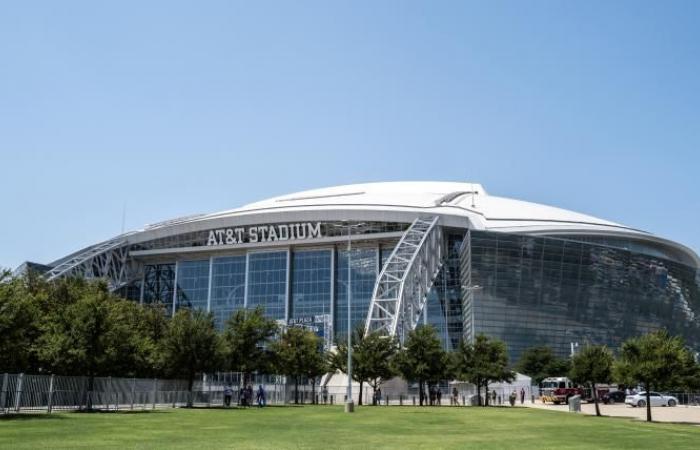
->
44 238 135 291
364 216 443 341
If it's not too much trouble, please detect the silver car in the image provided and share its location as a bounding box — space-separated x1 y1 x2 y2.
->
625 391 678 407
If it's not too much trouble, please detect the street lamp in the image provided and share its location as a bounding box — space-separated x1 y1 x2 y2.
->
329 221 366 413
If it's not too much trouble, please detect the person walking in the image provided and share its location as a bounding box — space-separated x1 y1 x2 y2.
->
491 390 497 406
239 386 247 407
509 390 517 407
223 384 232 407
520 387 525 405
452 387 459 406
256 385 266 407
322 386 329 404
436 389 442 406
247 385 254 407
375 388 382 406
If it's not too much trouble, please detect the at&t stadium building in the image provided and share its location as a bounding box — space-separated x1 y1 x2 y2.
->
25 182 700 361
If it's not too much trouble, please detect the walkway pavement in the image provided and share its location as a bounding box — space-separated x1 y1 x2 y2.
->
524 400 700 425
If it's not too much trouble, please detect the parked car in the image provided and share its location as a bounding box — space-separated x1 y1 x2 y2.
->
602 390 626 404
625 392 678 407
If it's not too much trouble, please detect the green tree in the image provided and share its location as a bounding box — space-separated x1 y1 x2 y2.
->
161 308 221 407
331 327 398 405
272 326 326 404
393 325 448 406
452 334 515 406
222 307 279 385
569 344 614 416
615 330 696 422
0 271 41 373
36 279 113 398
515 346 571 385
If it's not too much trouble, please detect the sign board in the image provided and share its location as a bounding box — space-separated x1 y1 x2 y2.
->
206 222 323 246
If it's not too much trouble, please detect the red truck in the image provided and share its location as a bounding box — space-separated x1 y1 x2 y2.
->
539 377 585 405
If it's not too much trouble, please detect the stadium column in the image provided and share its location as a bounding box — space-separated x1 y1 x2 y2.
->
285 248 291 322
207 257 214 312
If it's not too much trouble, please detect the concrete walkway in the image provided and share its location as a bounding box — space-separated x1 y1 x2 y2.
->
524 400 700 425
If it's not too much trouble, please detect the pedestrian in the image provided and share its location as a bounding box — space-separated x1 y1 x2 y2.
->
452 387 459 406
498 394 501 405
436 389 442 406
223 384 232 407
509 390 516 407
256 385 266 407
429 386 436 406
376 388 382 405
322 386 329 404
491 390 496 406
520 387 525 405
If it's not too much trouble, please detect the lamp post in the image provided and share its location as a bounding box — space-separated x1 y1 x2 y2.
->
330 221 366 413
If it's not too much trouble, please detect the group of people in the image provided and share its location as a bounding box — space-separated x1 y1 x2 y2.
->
223 384 266 408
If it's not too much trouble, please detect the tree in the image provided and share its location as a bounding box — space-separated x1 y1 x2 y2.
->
161 308 221 407
330 326 398 405
272 326 326 404
515 346 571 385
569 344 614 416
0 271 41 373
393 325 448 406
222 307 278 385
615 330 696 422
452 334 515 406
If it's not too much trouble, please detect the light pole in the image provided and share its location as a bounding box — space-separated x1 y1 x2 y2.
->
330 221 366 413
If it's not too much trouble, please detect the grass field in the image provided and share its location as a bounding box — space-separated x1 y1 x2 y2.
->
1 405 699 449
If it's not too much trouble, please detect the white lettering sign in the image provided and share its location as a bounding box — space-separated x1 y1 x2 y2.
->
206 222 324 246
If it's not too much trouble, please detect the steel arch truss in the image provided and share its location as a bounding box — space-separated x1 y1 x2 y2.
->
365 216 444 341
44 239 137 291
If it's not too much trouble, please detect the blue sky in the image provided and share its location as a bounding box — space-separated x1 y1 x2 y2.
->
1 1 699 269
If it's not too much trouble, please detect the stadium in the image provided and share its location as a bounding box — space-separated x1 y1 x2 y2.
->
21 181 700 361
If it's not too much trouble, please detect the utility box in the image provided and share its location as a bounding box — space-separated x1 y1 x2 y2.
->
568 395 581 412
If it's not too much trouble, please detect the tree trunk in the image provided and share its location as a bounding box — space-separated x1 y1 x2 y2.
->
311 377 316 405
476 378 482 407
187 373 194 408
294 376 299 405
358 380 363 406
419 380 424 406
592 383 600 416
645 383 652 422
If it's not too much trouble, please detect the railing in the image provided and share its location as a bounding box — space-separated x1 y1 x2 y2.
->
0 373 313 414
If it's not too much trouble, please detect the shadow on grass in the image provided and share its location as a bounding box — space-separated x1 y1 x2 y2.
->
0 414 66 421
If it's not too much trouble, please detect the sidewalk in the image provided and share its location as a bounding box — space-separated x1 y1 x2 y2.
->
524 400 700 425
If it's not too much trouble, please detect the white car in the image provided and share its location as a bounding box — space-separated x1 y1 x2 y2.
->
625 392 678 407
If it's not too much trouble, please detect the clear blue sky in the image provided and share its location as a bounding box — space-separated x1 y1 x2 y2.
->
1 1 699 269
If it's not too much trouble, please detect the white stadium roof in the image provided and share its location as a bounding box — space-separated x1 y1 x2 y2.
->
51 181 700 268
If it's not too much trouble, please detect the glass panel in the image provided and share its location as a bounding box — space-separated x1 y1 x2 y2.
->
211 255 247 328
291 250 332 319
175 260 210 312
142 264 176 315
247 251 288 320
335 247 377 342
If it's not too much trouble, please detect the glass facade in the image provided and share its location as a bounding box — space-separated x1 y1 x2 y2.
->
211 255 247 328
290 250 332 319
247 251 288 320
425 233 463 351
175 260 210 312
464 230 700 363
142 264 176 315
335 247 378 340
129 222 699 362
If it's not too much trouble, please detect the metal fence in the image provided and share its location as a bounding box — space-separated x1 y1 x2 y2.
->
0 372 317 414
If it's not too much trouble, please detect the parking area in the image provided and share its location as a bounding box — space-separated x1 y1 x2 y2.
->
526 401 700 424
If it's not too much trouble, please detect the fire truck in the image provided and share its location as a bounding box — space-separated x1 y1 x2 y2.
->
539 377 585 404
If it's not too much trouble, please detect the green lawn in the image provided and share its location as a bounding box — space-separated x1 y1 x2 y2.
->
1 406 699 449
